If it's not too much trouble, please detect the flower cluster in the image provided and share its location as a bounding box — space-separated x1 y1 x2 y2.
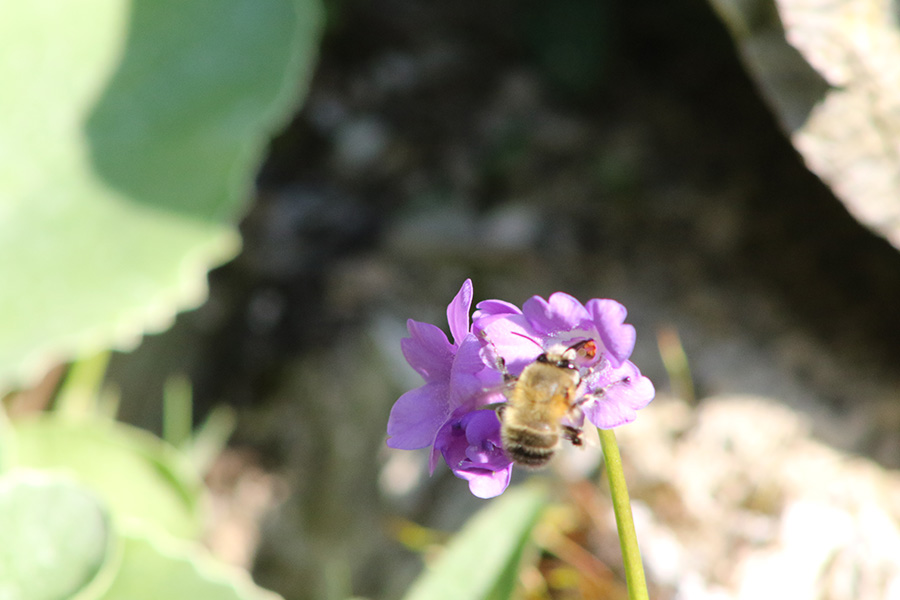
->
386 280 654 498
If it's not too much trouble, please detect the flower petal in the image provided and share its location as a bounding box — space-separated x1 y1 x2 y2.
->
586 299 636 367
463 466 513 499
522 292 591 335
463 409 502 447
473 299 522 319
431 416 459 473
402 319 454 382
435 410 513 497
583 397 636 429
452 334 489 380
449 335 492 410
447 279 474 347
583 361 655 429
386 382 450 449
475 313 543 376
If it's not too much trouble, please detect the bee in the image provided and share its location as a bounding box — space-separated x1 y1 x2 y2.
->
491 338 597 468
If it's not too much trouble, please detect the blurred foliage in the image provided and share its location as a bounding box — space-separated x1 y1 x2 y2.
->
0 472 111 600
0 0 324 598
12 416 204 538
99 531 283 600
0 0 322 395
401 483 548 600
0 355 280 600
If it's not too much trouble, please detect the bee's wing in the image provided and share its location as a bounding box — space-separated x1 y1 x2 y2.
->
477 378 515 405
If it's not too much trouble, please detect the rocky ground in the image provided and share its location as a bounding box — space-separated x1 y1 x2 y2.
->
108 0 900 598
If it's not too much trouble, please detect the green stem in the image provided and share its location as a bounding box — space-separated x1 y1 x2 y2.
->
599 428 649 600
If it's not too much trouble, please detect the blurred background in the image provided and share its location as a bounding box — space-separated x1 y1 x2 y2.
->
5 0 900 598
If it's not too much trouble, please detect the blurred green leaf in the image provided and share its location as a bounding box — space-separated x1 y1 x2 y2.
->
188 404 238 476
0 0 322 394
0 407 9 473
162 375 193 449
54 352 112 418
402 483 549 600
0 471 113 600
98 529 283 600
11 416 203 539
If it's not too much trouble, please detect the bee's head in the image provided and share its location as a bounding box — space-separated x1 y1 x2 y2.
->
536 353 575 370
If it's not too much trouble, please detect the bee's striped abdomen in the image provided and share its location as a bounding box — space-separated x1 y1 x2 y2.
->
501 424 559 468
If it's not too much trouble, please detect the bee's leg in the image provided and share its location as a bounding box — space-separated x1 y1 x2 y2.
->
574 375 634 410
480 333 516 383
562 404 585 446
562 425 584 446
499 358 515 384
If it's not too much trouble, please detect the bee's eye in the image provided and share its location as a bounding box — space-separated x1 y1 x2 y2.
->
536 353 550 363
556 359 572 369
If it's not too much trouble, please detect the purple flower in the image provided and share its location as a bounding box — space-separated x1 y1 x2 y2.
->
473 291 654 429
386 280 511 495
433 409 512 498
386 282 654 499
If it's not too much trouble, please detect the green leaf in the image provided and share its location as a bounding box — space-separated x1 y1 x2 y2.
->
0 0 322 394
402 483 549 600
0 471 113 600
10 416 203 539
99 529 283 600
54 352 113 418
